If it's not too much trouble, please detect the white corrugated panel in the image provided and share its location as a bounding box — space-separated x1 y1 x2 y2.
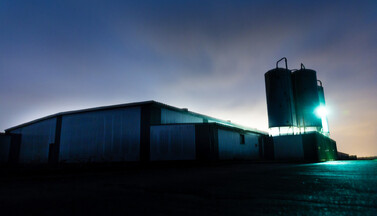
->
218 129 260 160
59 107 141 163
161 109 203 124
150 125 196 161
11 118 56 163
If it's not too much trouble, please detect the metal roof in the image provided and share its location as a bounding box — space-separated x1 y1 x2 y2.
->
5 100 267 135
150 122 267 135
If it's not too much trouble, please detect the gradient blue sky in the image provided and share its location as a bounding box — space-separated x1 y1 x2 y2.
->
1 0 376 156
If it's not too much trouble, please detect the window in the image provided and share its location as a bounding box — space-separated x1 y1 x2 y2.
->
240 134 245 144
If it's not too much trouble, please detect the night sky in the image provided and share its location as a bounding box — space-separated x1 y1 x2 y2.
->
1 0 376 157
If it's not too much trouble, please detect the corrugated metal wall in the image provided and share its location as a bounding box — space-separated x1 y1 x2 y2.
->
316 133 337 161
161 109 203 124
0 134 11 163
59 107 141 163
150 125 196 161
10 118 56 163
273 135 304 160
217 129 260 160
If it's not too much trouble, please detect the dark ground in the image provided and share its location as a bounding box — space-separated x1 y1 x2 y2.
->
1 160 376 215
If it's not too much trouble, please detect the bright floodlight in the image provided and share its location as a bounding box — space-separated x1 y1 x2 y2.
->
315 105 330 133
315 106 328 118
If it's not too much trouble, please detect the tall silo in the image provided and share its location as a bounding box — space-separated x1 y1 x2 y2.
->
317 80 329 134
265 58 297 129
291 64 321 129
317 80 325 105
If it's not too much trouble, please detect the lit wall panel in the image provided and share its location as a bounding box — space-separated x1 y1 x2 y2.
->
10 118 56 163
59 107 141 163
218 129 260 160
161 109 203 124
150 125 196 160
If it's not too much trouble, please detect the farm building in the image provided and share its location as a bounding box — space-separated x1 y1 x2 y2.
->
0 58 340 164
0 101 268 164
264 58 338 161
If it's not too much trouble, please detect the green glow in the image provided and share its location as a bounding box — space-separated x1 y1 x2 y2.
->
315 106 328 118
321 117 329 133
315 106 329 134
321 161 350 165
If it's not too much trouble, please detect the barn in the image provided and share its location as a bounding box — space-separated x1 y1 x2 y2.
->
0 101 268 164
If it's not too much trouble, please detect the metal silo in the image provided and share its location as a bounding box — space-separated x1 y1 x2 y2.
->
291 64 321 129
317 80 329 134
317 80 326 105
264 58 297 128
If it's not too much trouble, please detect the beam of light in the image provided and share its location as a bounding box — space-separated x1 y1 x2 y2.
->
321 117 329 134
315 106 329 134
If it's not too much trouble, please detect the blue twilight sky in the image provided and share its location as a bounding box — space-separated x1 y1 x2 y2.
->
1 0 376 156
